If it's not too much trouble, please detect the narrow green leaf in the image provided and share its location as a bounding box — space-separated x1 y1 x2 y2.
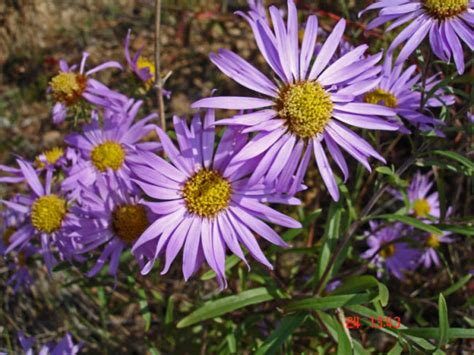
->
331 275 389 306
255 313 306 355
435 224 474 236
437 294 449 349
335 312 352 355
226 333 237 353
281 228 303 242
177 288 274 328
332 275 379 295
387 342 404 355
165 295 174 325
138 288 151 331
371 214 443 235
433 150 474 174
437 274 472 298
399 328 474 340
302 208 323 227
347 305 437 351
315 202 342 286
139 299 151 331
286 293 376 312
377 282 390 307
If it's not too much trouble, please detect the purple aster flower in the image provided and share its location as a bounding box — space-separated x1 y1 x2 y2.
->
192 0 398 201
0 147 78 184
406 172 440 219
360 0 474 74
71 174 156 277
361 222 420 280
124 30 172 98
419 231 454 268
248 0 267 20
48 52 122 124
5 243 36 293
129 110 302 289
17 331 82 355
62 100 159 199
124 29 156 90
1 195 26 255
1 197 35 292
1 161 77 271
362 60 455 136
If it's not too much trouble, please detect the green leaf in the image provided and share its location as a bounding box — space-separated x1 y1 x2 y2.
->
138 288 151 331
335 311 352 355
315 202 342 287
281 228 304 242
331 275 389 306
139 300 151 331
286 293 376 312
347 305 437 351
165 295 174 325
332 275 379 296
387 342 404 355
437 294 449 349
302 208 323 228
435 224 474 236
177 288 274 328
437 274 472 298
399 328 474 340
226 333 237 353
433 150 474 175
376 166 408 187
255 313 306 355
371 214 443 235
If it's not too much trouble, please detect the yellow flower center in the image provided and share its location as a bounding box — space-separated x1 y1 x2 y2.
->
35 147 64 168
363 88 398 108
91 141 126 172
137 56 156 90
426 234 441 248
182 169 232 218
31 195 67 234
3 226 16 247
277 81 333 139
379 244 396 258
49 72 87 106
424 0 468 19
413 198 431 218
112 204 149 244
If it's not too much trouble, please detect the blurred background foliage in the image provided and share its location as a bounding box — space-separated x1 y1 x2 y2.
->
0 0 472 353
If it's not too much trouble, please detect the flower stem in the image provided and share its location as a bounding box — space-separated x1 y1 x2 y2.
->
154 0 166 131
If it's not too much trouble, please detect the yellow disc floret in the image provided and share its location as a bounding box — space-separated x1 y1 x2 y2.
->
277 81 333 139
413 198 431 218
49 72 87 105
379 244 396 258
31 195 67 233
112 204 149 243
424 0 468 19
35 147 64 168
137 56 156 90
91 141 126 172
426 234 441 248
182 169 232 218
363 88 398 108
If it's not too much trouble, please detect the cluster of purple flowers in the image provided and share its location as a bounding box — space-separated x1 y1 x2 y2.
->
0 0 468 294
363 171 456 280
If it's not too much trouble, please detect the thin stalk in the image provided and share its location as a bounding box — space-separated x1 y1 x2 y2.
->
154 0 166 131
